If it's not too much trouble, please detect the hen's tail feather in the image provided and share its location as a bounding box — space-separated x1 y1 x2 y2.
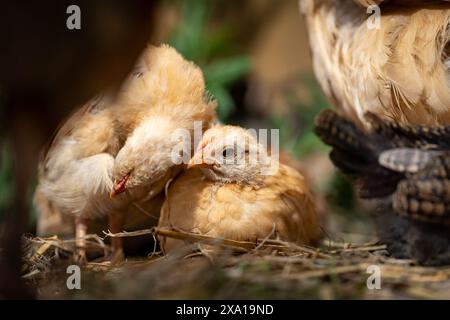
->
315 110 402 198
315 110 373 156
329 149 402 198
392 154 450 223
365 112 450 149
394 179 450 224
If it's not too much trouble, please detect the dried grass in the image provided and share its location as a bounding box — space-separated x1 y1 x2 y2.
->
18 227 450 299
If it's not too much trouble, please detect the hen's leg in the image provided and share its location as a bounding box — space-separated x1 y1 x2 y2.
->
75 217 89 264
108 213 125 263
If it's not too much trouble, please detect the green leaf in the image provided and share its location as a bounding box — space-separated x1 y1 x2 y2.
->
208 85 235 121
203 56 251 87
168 0 252 123
294 131 330 158
169 0 210 61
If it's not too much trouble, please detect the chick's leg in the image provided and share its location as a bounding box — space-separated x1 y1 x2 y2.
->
75 217 89 264
108 213 125 263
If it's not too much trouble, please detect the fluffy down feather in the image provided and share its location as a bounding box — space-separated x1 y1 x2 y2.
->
35 45 217 260
301 0 450 127
158 125 323 253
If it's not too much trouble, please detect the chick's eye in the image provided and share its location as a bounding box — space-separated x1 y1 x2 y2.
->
222 147 234 158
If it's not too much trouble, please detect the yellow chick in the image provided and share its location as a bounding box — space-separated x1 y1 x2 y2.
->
35 45 217 262
158 125 324 253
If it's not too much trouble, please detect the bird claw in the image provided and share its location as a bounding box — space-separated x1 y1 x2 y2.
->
73 251 88 265
96 248 125 266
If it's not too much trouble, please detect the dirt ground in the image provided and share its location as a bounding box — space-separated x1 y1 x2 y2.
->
21 222 450 300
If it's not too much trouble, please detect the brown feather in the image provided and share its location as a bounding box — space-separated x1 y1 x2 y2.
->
301 0 450 127
159 126 323 253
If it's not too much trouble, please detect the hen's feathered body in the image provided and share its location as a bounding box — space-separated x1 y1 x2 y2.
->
301 0 450 127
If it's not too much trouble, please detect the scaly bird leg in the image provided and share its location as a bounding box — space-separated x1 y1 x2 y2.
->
75 217 89 264
108 213 125 263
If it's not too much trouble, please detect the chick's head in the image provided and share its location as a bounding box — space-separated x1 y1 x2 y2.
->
111 116 180 197
188 126 276 184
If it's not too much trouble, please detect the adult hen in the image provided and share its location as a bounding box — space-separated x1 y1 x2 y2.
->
35 45 217 261
301 0 450 127
315 109 450 265
158 125 323 253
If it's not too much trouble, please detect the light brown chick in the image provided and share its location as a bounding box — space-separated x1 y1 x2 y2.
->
35 45 217 262
158 125 323 253
300 0 450 127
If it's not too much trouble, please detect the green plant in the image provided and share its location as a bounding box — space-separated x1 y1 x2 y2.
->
271 75 331 159
169 0 251 121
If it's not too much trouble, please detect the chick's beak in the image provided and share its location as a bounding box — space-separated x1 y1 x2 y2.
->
110 173 130 198
187 153 214 170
